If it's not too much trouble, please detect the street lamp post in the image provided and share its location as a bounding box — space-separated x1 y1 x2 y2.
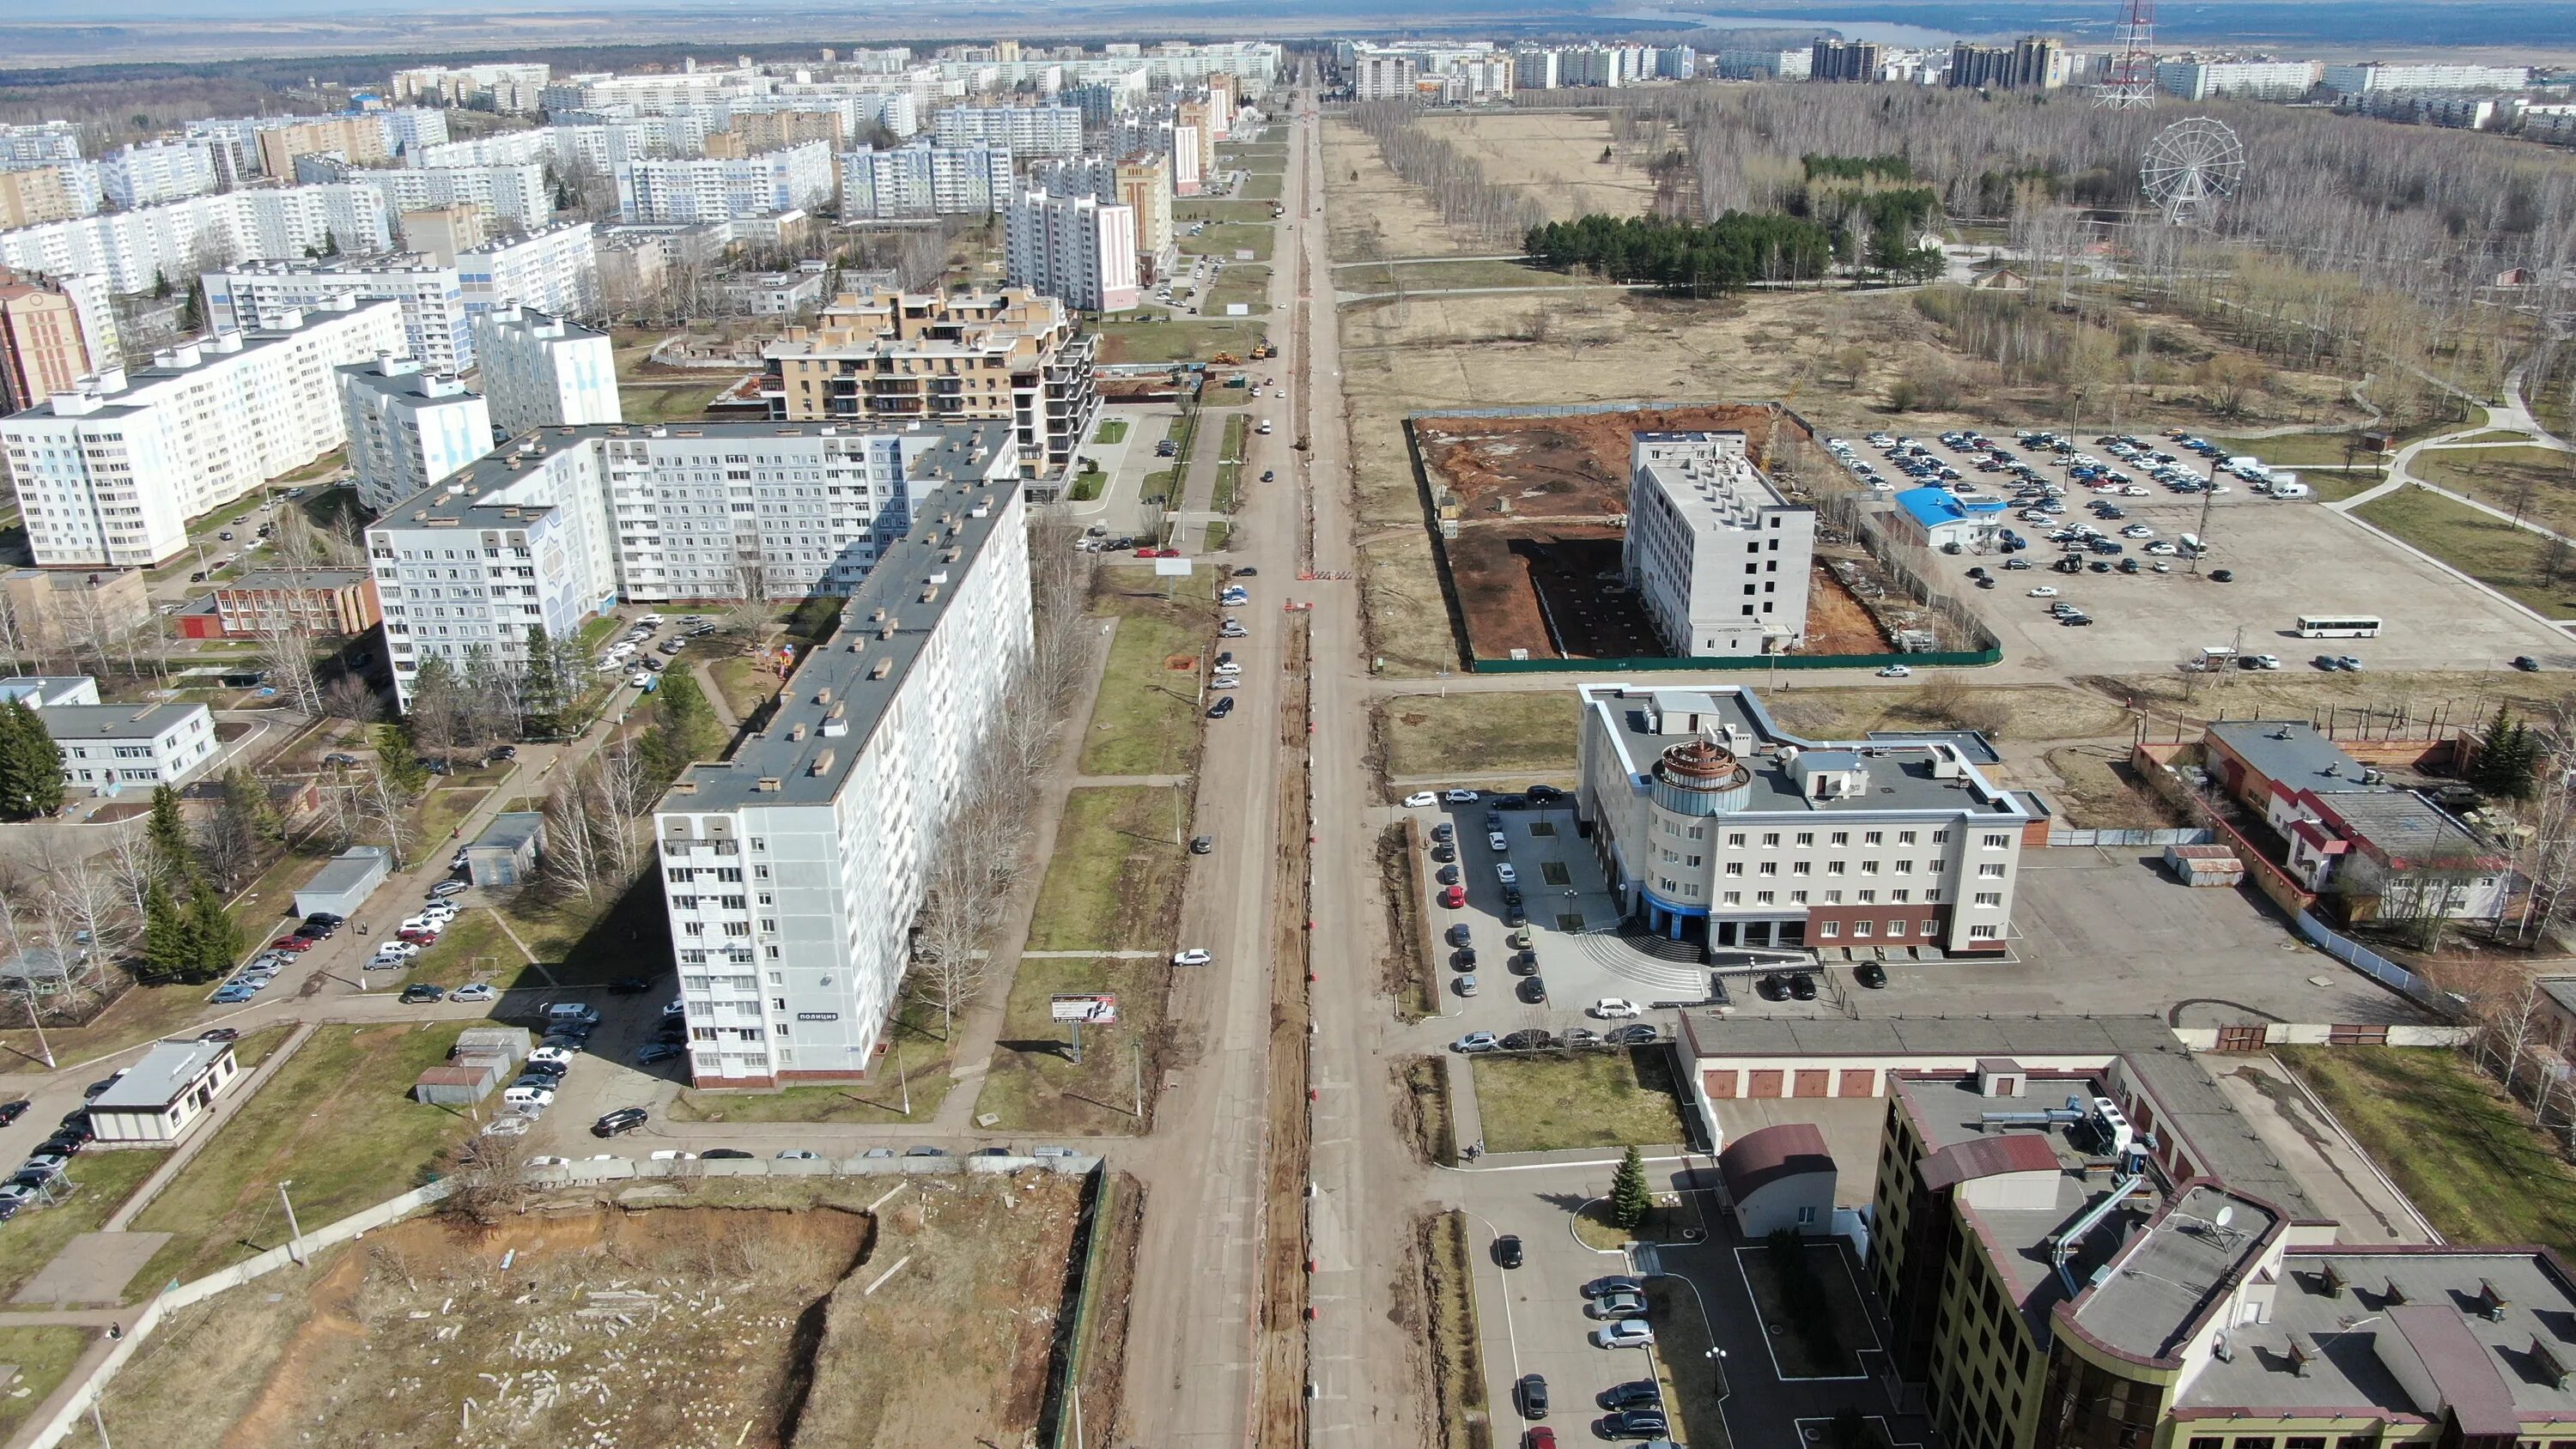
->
278 1179 307 1265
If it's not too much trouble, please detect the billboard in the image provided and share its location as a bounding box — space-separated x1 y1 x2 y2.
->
1153 556 1194 577
1049 994 1119 1023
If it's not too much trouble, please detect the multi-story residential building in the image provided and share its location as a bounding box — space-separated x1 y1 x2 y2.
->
203 255 473 374
1623 432 1814 658
761 286 1097 482
0 167 94 229
613 142 835 222
0 567 147 652
98 142 220 209
721 270 829 317
1108 112 1203 196
0 298 404 567
415 128 561 173
1811 39 1887 82
204 567 383 638
252 112 453 177
398 203 488 265
711 108 845 155
2322 61 2532 94
835 143 1016 219
1513 48 1562 90
1031 155 1174 278
650 460 1028 1086
471 306 622 435
390 63 552 113
1716 47 1814 80
1575 682 2032 954
0 187 394 295
2153 58 2322 100
1947 36 2071 88
0 123 84 171
325 161 553 232
458 222 598 318
541 64 772 117
1354 51 1423 100
1003 191 1139 313
0 274 94 412
929 105 1083 157
339 355 494 513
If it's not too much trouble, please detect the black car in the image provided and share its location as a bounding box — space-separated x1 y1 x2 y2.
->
0 1100 26 1128
592 1106 649 1137
1604 1410 1673 1440
1516 976 1546 1004
607 976 653 995
2513 656 2542 672
1233 567 1258 578
1509 950 1538 977
1430 844 1455 864
1503 906 1527 928
56 1112 92 1138
1496 793 1528 809
1190 835 1214 855
82 1076 122 1101
1493 1234 1523 1269
1430 823 1454 843
1606 1025 1658 1046
489 745 518 761
303 912 345 928
400 984 446 1003
1599 1380 1662 1411
295 921 336 939
1446 925 1473 948
1454 948 1479 969
1500 886 1522 907
38 1134 83 1158
1789 973 1819 1002
1526 784 1564 803
1755 973 1787 1001
1501 1029 1553 1052
1516 1373 1550 1420
1583 1275 1644 1300
703 1148 755 1160
1206 696 1235 719
1855 961 1888 990
1436 865 1461 886
2208 568 2235 582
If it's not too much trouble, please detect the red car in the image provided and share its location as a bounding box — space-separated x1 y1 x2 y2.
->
398 929 440 945
1439 885 1467 908
269 937 315 953
1524 1430 1555 1449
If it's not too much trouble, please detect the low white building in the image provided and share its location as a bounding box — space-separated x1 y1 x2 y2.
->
1622 431 1814 658
87 1038 244 1145
471 306 622 435
42 700 218 789
1003 190 1139 312
339 355 494 513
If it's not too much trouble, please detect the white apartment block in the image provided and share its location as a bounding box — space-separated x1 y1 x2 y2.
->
1716 48 1813 80
1624 431 1814 657
613 143 835 222
391 63 552 113
331 161 554 232
2322 62 2532 94
1575 683 2032 956
0 123 84 171
42 699 218 789
930 106 1083 157
202 256 473 374
2154 58 2322 100
416 128 561 171
1107 112 1203 196
339 355 494 513
458 222 598 318
836 144 1015 219
542 66 773 117
471 306 622 436
97 142 220 209
1 299 404 567
767 88 920 139
652 466 1029 1087
1003 191 1139 312
1034 155 1174 272
365 418 1018 711
0 186 393 295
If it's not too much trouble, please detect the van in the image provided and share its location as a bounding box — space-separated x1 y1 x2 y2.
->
502 1085 556 1111
547 1003 601 1028
2268 475 2310 500
2179 533 2204 555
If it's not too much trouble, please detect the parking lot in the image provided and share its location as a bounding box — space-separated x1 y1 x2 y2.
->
1835 429 2566 674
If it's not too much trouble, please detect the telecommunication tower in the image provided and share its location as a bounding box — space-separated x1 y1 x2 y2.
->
2096 0 2158 108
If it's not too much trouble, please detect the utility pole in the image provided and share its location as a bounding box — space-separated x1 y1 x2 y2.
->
23 994 53 1069
278 1179 306 1265
1133 1038 1144 1119
896 1035 909 1117
2189 453 2219 575
89 1400 112 1449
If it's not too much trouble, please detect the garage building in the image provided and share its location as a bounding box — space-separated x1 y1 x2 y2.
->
294 845 391 919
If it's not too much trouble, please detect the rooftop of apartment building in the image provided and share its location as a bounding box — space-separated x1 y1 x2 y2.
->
212 250 453 279
661 425 1017 812
35 701 205 738
477 305 605 342
9 297 395 421
1581 682 2025 817
1632 431 1796 519
337 353 472 401
2173 1250 2576 1422
217 567 373 591
764 285 1083 363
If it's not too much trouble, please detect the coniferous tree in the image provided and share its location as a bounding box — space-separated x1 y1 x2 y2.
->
2473 706 2541 801
0 699 64 820
184 877 241 982
643 670 724 785
373 723 431 794
140 880 190 980
520 624 572 738
1611 1144 1652 1229
145 784 193 879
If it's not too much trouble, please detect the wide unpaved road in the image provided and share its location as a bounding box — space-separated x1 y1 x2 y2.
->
1115 61 1431 1448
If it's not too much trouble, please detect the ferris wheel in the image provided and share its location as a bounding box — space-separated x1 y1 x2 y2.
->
2141 117 2245 227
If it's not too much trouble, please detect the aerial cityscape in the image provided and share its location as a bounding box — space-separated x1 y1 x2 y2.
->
3 6 2576 1448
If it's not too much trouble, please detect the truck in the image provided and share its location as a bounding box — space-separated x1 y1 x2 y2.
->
2265 472 2310 499
2197 645 2239 670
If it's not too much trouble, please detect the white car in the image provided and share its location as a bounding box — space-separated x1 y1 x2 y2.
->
481 1114 533 1137
1207 677 1240 690
450 983 495 1003
1443 789 1479 803
1590 998 1643 1020
528 1046 577 1069
1487 831 1509 852
1876 664 1912 678
1593 1319 1656 1349
1495 863 1518 886
398 913 447 934
1402 791 1438 808
1173 948 1213 967
2027 586 2060 598
374 940 422 960
629 671 655 688
635 613 664 627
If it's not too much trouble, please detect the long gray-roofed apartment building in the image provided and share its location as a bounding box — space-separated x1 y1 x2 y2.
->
649 453 1027 1087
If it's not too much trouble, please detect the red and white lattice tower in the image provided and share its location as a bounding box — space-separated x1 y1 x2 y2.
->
2096 0 2158 108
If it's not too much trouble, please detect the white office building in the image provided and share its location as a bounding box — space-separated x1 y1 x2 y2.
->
98 142 221 209
836 144 1016 219
1 298 404 567
471 306 622 434
459 222 598 318
0 123 84 171
1623 431 1814 658
1575 682 2031 955
202 256 473 374
651 462 1029 1086
0 186 393 296
1004 191 1139 312
365 418 1018 710
42 698 219 789
613 143 835 222
930 105 1083 157
339 355 494 513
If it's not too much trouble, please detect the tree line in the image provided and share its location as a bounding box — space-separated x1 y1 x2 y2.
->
1522 213 1835 293
1347 98 1552 250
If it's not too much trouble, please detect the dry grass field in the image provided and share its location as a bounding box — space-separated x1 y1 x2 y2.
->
1412 110 1667 221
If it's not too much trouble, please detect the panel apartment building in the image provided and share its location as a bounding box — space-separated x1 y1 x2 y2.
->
3 299 405 567
613 144 835 222
651 466 1029 1086
760 286 1098 482
1031 154 1175 280
364 419 1017 708
203 255 474 374
930 105 1083 157
459 223 598 319
1003 190 1140 312
1623 431 1814 658
0 185 394 296
1575 683 2033 954
338 355 493 513
835 143 1017 220
471 306 622 435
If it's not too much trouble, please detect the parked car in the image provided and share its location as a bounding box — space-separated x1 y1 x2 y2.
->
400 984 446 1003
1855 961 1888 990
1516 977 1546 1004
592 1107 648 1137
1583 1275 1644 1300
1402 791 1438 808
1599 1380 1662 1411
1605 1025 1659 1046
1601 1409 1673 1440
1876 664 1912 678
1494 1234 1524 1269
1452 1032 1501 1053
1587 1290 1649 1319
1206 697 1235 719
1591 1320 1656 1349
1173 948 1213 967
635 1042 684 1065
1487 831 1509 852
197 1027 240 1044
0 1101 27 1128
1516 1373 1551 1420
450 983 496 1003
1589 998 1642 1020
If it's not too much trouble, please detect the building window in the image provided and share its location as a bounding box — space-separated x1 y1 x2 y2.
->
1898 830 1917 845
1975 892 2002 907
1725 862 1744 876
1819 921 1842 938
1853 920 1875 938
1978 863 2006 878
1795 832 1814 846
1755 891 1774 905
1969 925 1998 940
1886 919 1908 937
1982 833 2009 849
1863 831 1883 846
1761 833 1780 847
1726 833 1747 847
1758 862 1778 876
1722 891 1742 906
1791 861 1811 876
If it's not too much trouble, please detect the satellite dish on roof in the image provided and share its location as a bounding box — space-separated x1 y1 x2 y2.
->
2215 1204 2235 1229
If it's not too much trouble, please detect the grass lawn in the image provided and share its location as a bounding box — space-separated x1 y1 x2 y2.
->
398 907 526 991
1024 788 1190 953
709 654 784 722
1334 258 1584 293
1176 198 1277 225
0 976 224 1073
1239 172 1283 201
669 997 957 1125
2354 485 2576 617
577 614 625 651
125 1022 477 1294
1423 1211 1486 1449
1376 690 1582 780
621 380 723 425
1093 317 1269 367
1079 568 1216 777
0 1326 90 1440
2302 470 2385 502
1179 223 1275 264
2208 433 2378 468
1205 521 1231 550
0 1149 164 1303
973 955 1164 1133
416 785 489 848
1095 417 1131 446
223 846 333 948
1206 264 1271 314
490 873 665 989
1644 1277 1735 1449
2277 1046 2576 1258
1471 1049 1686 1155
2412 445 2576 535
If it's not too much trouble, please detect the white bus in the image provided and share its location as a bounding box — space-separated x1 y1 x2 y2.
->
2296 615 2383 639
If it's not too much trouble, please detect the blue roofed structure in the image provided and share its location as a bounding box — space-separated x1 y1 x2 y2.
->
1891 485 2008 551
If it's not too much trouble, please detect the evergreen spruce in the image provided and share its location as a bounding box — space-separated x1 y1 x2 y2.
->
146 784 193 879
0 699 64 820
140 880 190 980
1610 1144 1652 1229
184 877 241 982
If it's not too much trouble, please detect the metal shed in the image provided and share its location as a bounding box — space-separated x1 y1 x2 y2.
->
464 812 546 888
294 846 392 919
